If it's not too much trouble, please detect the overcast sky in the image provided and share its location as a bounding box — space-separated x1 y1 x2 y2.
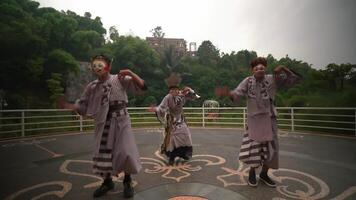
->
37 0 356 69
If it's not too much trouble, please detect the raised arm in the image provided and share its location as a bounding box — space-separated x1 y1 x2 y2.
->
215 77 249 105
273 66 302 88
118 69 147 93
56 83 92 116
181 86 200 101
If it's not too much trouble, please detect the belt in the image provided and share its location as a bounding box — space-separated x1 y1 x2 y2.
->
107 101 128 117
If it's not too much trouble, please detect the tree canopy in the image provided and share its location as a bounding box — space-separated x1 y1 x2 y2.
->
1 0 355 109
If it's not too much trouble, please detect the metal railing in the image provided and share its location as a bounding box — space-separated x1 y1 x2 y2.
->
0 107 355 139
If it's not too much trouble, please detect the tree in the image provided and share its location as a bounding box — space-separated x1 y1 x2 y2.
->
46 73 64 106
197 40 220 67
323 63 355 90
84 12 91 19
70 30 104 59
44 49 79 84
109 26 119 42
150 26 165 38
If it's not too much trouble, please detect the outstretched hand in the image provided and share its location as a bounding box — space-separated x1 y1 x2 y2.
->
147 105 157 113
118 69 133 80
273 65 285 75
182 86 192 95
56 96 77 110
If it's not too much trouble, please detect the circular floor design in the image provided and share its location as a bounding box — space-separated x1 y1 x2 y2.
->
134 182 248 200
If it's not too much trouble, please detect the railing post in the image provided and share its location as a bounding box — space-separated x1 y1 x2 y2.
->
202 106 205 127
21 111 25 137
79 115 83 132
243 108 246 130
291 107 295 132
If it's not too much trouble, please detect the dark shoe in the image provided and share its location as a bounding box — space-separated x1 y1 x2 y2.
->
260 172 276 187
168 157 175 165
181 155 191 161
248 169 258 187
93 178 114 198
123 181 134 198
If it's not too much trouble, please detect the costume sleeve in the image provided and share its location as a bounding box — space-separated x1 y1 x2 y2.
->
274 69 301 89
230 77 249 104
120 75 147 94
183 88 199 101
155 95 170 123
75 83 93 116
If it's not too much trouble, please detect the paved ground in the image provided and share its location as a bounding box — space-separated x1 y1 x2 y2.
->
0 128 356 200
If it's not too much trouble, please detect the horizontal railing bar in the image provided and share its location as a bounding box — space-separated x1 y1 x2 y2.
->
0 123 21 127
26 125 81 132
0 116 22 120
131 122 160 124
130 117 157 120
25 115 77 119
204 122 244 125
0 130 21 134
280 107 356 110
293 124 354 131
293 119 354 124
24 120 80 126
293 113 354 117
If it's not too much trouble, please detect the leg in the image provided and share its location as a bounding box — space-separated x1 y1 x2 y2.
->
167 151 175 165
169 155 175 165
248 167 258 187
259 165 276 187
93 173 114 197
123 173 134 198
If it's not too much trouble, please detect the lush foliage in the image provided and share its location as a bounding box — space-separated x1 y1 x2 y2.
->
1 0 355 109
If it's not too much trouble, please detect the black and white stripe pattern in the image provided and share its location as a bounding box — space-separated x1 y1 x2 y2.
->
239 133 269 168
93 119 113 177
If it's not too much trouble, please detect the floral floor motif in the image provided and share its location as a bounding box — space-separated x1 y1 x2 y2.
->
217 161 356 200
5 155 356 200
140 150 226 182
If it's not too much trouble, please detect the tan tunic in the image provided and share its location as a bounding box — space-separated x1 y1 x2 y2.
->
76 74 143 175
234 72 300 168
156 94 193 153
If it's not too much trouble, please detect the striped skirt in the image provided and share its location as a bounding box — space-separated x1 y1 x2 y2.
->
93 118 113 177
238 133 275 168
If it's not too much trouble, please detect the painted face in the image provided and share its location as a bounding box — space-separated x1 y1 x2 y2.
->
91 59 110 76
252 64 266 79
169 88 180 96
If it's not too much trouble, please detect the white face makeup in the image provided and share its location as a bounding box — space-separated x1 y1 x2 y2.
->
91 59 109 76
252 64 266 79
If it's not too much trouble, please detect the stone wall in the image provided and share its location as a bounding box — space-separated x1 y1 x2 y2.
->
65 62 95 102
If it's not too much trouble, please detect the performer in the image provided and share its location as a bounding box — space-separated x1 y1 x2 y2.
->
149 73 200 165
216 57 301 187
58 54 146 198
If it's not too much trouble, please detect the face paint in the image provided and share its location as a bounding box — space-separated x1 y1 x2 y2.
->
91 59 110 76
252 64 266 79
170 88 180 96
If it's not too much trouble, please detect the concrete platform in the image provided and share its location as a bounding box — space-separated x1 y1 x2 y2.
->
1 128 356 200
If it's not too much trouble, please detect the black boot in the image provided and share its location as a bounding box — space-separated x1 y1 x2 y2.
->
248 168 258 187
93 177 114 198
260 171 276 187
168 156 175 165
181 155 191 161
123 174 134 198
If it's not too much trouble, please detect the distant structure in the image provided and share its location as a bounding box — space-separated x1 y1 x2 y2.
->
188 42 197 57
146 37 196 58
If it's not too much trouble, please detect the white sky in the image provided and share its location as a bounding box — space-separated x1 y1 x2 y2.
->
36 0 356 69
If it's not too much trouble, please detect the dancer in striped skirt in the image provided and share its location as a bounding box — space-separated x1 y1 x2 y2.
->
148 73 200 165
216 57 301 187
58 54 146 198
